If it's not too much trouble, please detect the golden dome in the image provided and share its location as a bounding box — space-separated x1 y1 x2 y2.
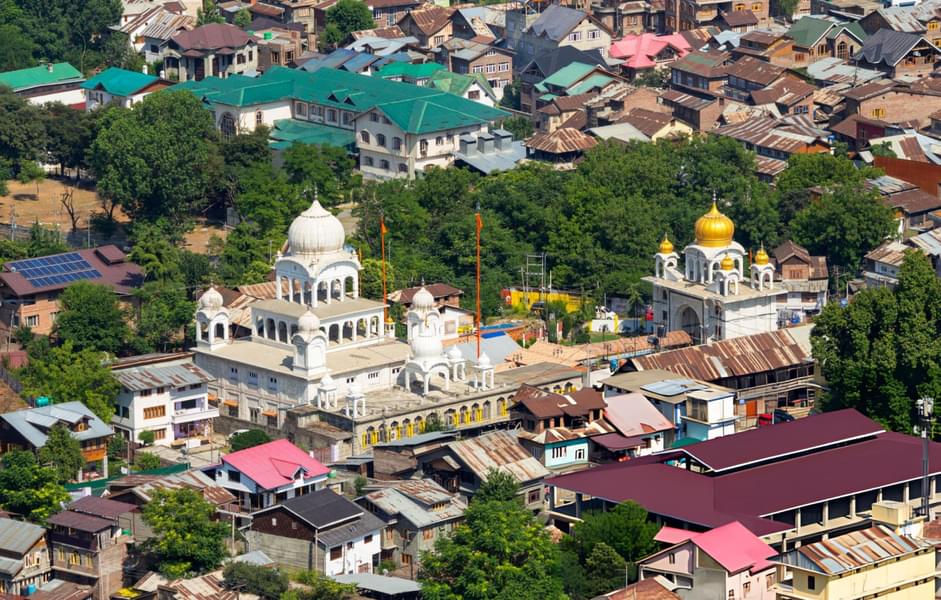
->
754 245 770 266
695 200 735 248
658 234 674 254
720 254 735 271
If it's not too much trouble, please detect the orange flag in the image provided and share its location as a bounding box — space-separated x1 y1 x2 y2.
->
475 212 483 231
380 216 388 235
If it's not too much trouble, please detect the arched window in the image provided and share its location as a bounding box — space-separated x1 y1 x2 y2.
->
360 130 370 144
255 111 263 126
220 113 236 139
377 133 386 147
837 41 848 60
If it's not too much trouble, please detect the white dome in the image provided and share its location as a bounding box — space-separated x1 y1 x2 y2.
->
320 373 336 389
411 331 444 362
287 200 346 257
199 287 223 311
298 310 320 334
477 352 491 368
411 287 435 311
347 382 363 398
447 346 463 361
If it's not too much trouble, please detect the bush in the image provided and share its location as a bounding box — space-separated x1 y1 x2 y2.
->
378 559 397 574
138 430 155 446
223 561 288 599
229 429 271 452
134 452 161 471
107 435 127 461
353 475 367 496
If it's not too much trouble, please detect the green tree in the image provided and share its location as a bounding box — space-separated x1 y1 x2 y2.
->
134 452 161 471
138 430 156 446
775 153 879 226
38 423 85 483
502 115 534 140
107 435 127 461
17 341 121 422
55 281 128 354
234 8 252 28
129 222 182 281
359 257 394 300
0 86 45 176
282 143 360 207
141 488 229 577
324 0 375 44
562 541 627 600
131 281 195 353
223 561 288 599
197 0 225 25
229 429 271 451
44 104 101 178
287 571 357 600
0 450 70 524
791 185 894 271
812 251 941 433
561 501 658 577
218 222 278 286
91 90 219 227
0 23 36 71
474 468 519 503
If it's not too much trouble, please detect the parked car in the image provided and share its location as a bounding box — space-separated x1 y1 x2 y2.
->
758 409 796 427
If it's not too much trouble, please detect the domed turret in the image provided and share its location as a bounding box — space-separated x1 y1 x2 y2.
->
287 199 346 257
411 287 435 312
695 200 735 248
298 310 320 335
199 286 223 311
658 235 674 255
411 330 444 362
754 245 770 266
477 352 491 368
720 254 735 271
447 346 463 362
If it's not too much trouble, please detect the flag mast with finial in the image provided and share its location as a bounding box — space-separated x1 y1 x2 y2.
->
475 200 482 359
380 199 389 328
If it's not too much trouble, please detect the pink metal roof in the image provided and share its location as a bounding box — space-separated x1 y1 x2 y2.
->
222 439 329 490
604 392 675 437
609 33 691 68
655 525 695 544
688 521 776 574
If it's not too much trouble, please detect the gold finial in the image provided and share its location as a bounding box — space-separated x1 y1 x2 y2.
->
754 243 770 266
658 234 674 254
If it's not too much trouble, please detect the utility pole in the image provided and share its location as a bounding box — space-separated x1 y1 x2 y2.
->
917 397 934 518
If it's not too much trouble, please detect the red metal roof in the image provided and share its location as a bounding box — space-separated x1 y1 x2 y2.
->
681 409 883 472
222 438 330 491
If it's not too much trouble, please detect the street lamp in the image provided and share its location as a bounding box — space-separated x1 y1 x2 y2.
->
917 397 934 518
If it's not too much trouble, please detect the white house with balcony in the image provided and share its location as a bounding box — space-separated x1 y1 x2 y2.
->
111 354 217 448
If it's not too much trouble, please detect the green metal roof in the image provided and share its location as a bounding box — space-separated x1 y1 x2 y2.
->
671 437 702 449
377 61 446 80
568 73 614 96
786 16 859 48
172 66 508 134
0 63 83 92
269 119 356 149
429 70 495 99
535 61 597 92
80 67 158 97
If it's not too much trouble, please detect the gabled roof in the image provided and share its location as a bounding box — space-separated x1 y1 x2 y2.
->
722 9 758 27
376 61 445 79
750 75 815 106
854 28 936 67
429 70 495 100
675 521 775 573
400 5 453 36
521 46 609 80
221 438 329 490
0 63 83 92
529 4 590 42
525 127 598 154
257 487 361 528
513 384 605 419
773 240 812 264
171 23 253 51
869 7 925 33
0 401 112 448
446 430 550 483
670 50 728 77
775 525 930 574
604 392 675 437
724 55 784 85
0 518 45 556
535 61 599 91
787 16 865 48
609 33 691 69
81 67 158 96
362 480 466 528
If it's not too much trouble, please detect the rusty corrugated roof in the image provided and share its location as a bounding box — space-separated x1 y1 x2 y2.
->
447 430 549 483
525 127 598 153
780 525 930 575
632 329 810 381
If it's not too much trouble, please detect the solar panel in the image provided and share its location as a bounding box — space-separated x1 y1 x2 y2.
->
7 252 102 288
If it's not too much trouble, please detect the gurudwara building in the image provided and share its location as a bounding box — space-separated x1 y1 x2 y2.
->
193 199 581 458
646 199 784 344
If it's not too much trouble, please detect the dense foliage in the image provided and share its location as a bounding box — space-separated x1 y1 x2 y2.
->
141 488 229 578
322 0 375 48
229 429 272 452
474 468 520 503
223 562 289 599
38 423 85 483
55 281 128 353
0 450 70 523
813 251 941 433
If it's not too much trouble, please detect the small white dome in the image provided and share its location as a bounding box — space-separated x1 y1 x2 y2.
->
477 352 491 368
347 382 363 398
287 200 346 257
447 346 463 361
411 331 444 362
411 287 435 312
297 310 320 334
320 373 336 389
199 287 223 311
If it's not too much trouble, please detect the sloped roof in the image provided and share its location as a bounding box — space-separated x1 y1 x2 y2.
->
447 430 550 483
112 358 213 392
685 521 776 573
725 55 784 85
0 401 112 448
0 63 83 92
514 384 605 419
775 525 930 574
609 33 691 68
221 438 329 490
722 9 758 27
787 16 864 48
363 480 466 528
526 127 598 154
670 50 727 77
0 518 45 556
530 4 589 42
604 392 675 437
522 46 609 80
854 28 930 67
619 107 673 137
401 5 453 36
750 75 815 106
377 61 445 79
429 70 495 100
171 23 253 51
871 6 925 32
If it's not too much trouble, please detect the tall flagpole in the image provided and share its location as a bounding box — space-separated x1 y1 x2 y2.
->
475 201 482 359
381 211 388 327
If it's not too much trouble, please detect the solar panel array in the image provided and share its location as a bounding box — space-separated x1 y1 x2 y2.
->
7 253 102 289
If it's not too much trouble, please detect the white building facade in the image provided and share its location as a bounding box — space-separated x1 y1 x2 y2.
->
646 198 784 344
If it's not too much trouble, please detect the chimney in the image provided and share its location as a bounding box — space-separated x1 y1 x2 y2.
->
47 63 53 73
493 129 512 151
460 135 476 155
142 64 148 75
477 132 495 154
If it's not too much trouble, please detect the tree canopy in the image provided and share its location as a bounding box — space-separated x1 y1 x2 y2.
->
812 250 941 433
141 488 229 578
323 0 374 47
223 562 289 599
0 450 70 524
54 281 128 354
38 423 85 483
474 468 519 503
229 429 271 451
419 498 567 600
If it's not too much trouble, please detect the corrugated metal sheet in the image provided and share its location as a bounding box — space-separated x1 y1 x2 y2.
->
0 518 45 555
141 11 195 41
113 361 213 391
632 329 809 381
448 430 549 482
793 525 929 575
525 127 598 153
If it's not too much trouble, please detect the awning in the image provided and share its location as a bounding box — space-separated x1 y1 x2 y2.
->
261 409 277 417
223 399 238 407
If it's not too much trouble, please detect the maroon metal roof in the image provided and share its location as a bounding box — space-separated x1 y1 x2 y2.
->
681 409 883 472
68 495 136 520
171 23 252 51
47 510 113 532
